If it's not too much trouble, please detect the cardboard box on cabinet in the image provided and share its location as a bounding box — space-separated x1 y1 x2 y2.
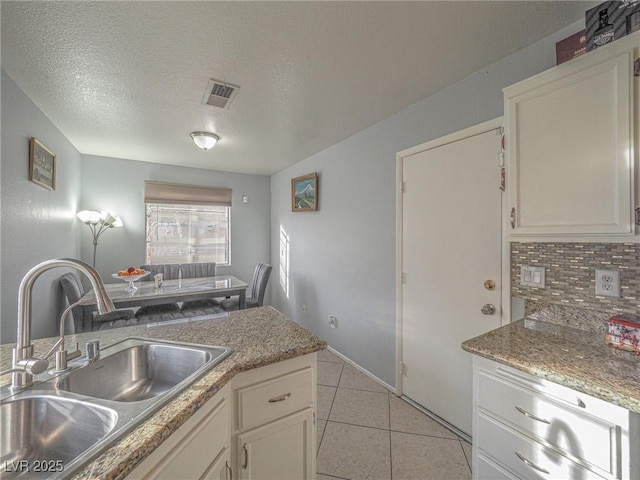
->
586 0 640 51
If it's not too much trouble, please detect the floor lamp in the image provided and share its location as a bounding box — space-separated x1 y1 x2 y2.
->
76 210 123 267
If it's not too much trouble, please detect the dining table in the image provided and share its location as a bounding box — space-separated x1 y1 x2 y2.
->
77 275 248 330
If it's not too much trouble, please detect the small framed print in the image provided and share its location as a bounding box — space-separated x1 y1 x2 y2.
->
291 172 318 212
29 137 56 190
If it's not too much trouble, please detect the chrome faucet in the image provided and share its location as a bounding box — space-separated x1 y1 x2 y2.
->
9 258 116 391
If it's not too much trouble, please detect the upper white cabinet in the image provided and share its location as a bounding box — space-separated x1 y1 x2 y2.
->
504 32 639 240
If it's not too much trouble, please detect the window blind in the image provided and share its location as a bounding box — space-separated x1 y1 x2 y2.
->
144 181 232 206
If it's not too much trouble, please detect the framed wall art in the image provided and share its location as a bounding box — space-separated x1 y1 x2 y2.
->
29 137 56 190
291 172 318 212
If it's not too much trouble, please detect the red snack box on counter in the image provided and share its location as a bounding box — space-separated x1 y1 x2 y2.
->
606 313 640 354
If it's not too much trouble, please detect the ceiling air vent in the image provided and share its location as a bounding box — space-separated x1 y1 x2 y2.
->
202 79 240 109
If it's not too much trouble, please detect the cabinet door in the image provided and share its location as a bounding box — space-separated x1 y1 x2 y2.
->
236 408 314 480
505 36 637 238
202 447 232 480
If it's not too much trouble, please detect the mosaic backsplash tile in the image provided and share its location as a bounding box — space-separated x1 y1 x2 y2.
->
511 243 640 317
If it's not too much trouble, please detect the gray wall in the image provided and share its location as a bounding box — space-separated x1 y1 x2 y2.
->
1 72 83 342
270 20 584 387
80 156 271 291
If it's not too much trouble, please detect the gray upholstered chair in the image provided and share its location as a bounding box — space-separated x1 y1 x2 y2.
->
59 272 91 333
60 272 136 331
135 263 182 318
180 262 222 314
221 263 272 311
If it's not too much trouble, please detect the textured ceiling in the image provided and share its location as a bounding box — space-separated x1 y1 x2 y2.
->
1 1 595 175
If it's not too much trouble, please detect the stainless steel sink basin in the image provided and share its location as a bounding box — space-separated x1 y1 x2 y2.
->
56 338 232 402
0 338 232 478
0 395 118 479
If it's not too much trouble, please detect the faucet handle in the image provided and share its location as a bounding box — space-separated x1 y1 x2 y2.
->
86 340 100 362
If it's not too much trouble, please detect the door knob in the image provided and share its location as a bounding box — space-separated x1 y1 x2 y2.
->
481 304 496 315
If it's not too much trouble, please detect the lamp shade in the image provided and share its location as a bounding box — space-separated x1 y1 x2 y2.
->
76 210 101 224
190 131 219 151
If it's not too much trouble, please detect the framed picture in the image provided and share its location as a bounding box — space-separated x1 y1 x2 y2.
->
291 172 318 212
29 137 56 190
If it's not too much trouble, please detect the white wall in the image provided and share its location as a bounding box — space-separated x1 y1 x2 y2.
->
80 156 271 292
1 72 83 342
270 20 584 387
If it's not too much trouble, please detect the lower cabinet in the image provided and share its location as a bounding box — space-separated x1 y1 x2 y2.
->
127 353 317 480
128 383 231 480
472 356 639 480
232 353 317 480
236 409 314 480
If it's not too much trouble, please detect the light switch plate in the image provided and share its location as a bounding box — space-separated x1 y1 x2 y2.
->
520 265 545 288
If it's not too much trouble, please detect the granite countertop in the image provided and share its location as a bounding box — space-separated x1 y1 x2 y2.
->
462 318 640 414
0 306 327 480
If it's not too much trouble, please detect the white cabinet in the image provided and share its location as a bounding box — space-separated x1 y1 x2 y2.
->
232 353 317 480
504 32 639 240
472 356 639 480
128 383 231 480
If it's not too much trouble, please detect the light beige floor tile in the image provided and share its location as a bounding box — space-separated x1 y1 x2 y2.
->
317 475 349 480
317 422 391 480
317 419 327 454
338 364 388 393
389 394 458 439
391 431 471 480
461 439 472 470
317 385 337 420
329 388 389 429
318 349 345 364
318 361 344 387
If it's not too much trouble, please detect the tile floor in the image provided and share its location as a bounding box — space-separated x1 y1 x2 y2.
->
316 348 472 480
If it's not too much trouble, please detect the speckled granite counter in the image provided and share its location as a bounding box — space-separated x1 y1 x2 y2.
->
0 306 327 480
462 318 640 414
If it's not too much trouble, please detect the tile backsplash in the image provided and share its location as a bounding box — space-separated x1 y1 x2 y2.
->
511 243 640 318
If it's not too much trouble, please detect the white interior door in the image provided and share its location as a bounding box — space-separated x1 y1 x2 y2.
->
401 125 503 436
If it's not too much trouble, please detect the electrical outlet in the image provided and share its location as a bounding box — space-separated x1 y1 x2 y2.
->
328 315 337 328
302 304 307 313
595 269 620 298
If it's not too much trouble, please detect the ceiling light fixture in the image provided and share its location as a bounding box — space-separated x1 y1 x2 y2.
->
190 131 219 151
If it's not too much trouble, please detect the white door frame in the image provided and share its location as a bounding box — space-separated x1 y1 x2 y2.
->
394 117 510 396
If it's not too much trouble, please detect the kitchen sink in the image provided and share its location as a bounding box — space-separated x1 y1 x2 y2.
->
56 339 229 402
0 338 232 478
0 395 118 479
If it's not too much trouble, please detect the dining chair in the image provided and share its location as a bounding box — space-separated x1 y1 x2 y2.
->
135 263 182 317
179 262 222 314
59 272 91 333
220 263 272 311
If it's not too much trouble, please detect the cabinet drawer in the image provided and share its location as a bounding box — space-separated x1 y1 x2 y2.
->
237 367 313 430
476 452 520 480
477 413 606 480
478 371 618 476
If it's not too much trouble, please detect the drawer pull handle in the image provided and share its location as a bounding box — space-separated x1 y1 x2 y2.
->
268 392 291 403
576 398 586 408
515 452 549 474
226 460 233 480
242 443 249 469
515 406 550 424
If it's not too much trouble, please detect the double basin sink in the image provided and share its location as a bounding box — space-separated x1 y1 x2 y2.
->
1 338 232 479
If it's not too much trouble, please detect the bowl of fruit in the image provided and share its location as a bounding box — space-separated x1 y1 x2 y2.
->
112 267 150 293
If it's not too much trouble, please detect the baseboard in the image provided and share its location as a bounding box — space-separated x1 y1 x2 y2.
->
326 346 397 395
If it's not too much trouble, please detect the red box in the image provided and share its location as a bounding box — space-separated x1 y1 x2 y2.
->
606 313 640 353
556 30 587 65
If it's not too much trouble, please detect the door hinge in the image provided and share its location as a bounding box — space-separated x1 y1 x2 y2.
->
635 207 640 226
401 181 406 193
500 167 505 192
400 362 407 375
634 58 639 77
401 272 406 284
313 411 316 425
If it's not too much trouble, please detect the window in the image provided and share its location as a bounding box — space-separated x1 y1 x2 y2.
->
144 181 232 266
